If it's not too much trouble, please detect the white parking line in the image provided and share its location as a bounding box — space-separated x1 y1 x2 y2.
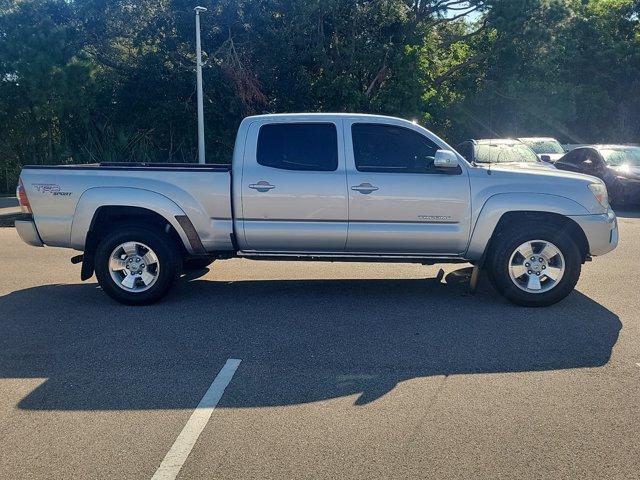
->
151 358 242 480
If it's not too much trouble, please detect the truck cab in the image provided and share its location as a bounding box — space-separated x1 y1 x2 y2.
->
234 114 470 255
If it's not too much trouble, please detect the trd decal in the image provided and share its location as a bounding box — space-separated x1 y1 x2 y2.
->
32 184 72 196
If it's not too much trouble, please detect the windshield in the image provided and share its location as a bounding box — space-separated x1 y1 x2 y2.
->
475 143 540 164
601 148 640 167
522 139 564 155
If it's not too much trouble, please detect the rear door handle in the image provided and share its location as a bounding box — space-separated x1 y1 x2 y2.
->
249 181 276 192
351 183 379 194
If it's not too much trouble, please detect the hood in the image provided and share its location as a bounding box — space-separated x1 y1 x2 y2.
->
481 161 556 171
536 153 564 163
475 162 600 183
610 164 640 180
471 163 608 214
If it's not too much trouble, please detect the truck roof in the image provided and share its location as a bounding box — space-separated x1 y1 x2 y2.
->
245 112 414 123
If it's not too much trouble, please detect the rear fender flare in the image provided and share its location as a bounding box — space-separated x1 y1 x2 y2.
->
71 187 194 253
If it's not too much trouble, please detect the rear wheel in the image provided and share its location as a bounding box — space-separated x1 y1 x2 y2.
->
487 223 582 307
94 226 180 305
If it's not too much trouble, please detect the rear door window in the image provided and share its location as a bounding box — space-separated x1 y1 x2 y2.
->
257 123 338 171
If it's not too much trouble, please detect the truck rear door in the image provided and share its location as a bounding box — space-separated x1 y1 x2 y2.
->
239 119 348 252
344 120 471 255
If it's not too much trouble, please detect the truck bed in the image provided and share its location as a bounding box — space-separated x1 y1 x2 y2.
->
20 162 234 253
23 162 231 172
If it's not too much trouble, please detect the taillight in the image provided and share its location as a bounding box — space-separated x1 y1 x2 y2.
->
16 178 32 214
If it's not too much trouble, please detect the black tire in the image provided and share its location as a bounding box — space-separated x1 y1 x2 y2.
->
94 226 180 305
182 258 214 270
487 223 582 307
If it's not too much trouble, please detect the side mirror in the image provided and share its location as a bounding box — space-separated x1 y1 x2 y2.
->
540 155 551 163
434 149 460 169
582 159 595 171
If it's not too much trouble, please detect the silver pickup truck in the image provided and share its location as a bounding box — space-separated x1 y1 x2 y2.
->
15 113 618 306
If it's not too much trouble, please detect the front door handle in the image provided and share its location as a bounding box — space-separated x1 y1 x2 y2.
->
351 183 379 194
249 181 276 192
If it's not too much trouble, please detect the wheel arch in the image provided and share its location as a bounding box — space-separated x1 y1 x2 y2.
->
72 187 199 251
72 188 205 280
487 211 589 262
467 193 591 263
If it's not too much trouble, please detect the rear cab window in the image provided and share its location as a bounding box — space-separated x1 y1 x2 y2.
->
257 123 338 171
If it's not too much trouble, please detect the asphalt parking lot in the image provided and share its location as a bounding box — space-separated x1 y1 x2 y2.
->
1 214 639 480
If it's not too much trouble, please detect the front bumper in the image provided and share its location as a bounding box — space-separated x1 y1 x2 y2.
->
15 216 44 247
569 210 618 257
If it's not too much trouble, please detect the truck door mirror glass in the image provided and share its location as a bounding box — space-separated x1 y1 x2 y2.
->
540 154 551 163
434 150 460 169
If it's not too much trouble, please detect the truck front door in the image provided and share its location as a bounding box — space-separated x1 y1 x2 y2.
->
240 120 348 252
345 121 471 255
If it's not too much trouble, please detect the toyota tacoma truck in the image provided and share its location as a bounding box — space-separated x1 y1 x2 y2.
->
14 113 618 306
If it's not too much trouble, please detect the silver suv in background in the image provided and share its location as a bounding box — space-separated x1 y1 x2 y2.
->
518 137 566 163
456 138 555 169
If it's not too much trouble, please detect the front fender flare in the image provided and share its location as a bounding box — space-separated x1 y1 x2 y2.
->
466 193 590 261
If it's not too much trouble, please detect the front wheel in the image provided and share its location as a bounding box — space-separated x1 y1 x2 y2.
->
487 224 582 307
94 226 180 305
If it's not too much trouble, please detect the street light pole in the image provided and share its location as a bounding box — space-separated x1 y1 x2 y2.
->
194 6 207 164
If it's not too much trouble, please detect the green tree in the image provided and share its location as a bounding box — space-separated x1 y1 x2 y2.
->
1 0 638 193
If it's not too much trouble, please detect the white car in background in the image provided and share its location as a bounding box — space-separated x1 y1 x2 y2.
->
518 137 566 163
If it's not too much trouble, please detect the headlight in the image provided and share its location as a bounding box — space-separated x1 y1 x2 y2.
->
588 182 609 209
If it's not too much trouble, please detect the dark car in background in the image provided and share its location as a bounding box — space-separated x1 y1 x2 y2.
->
555 145 640 206
456 139 555 169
